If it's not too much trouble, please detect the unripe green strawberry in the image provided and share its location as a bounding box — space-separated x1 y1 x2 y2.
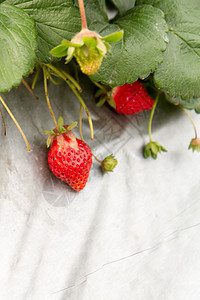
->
50 29 123 75
74 45 104 75
70 29 106 75
101 154 118 172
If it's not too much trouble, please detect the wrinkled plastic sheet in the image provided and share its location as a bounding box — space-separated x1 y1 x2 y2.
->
0 76 200 300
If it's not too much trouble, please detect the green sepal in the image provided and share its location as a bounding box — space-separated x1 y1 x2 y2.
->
58 116 64 127
96 96 107 107
101 154 118 172
66 121 78 132
50 130 57 136
144 141 167 159
104 41 112 54
50 44 68 58
82 37 98 47
151 142 158 155
100 30 124 43
62 39 83 48
59 126 66 134
95 89 104 98
107 96 116 109
43 130 51 135
47 134 55 148
65 47 75 64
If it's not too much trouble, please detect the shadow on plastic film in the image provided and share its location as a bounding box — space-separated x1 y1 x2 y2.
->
42 172 78 207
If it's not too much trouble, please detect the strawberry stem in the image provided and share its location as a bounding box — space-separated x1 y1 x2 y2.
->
46 64 82 93
79 104 84 141
45 64 94 140
73 62 80 85
0 106 6 136
0 95 31 151
179 105 198 139
148 93 159 142
31 64 41 90
47 72 62 85
42 66 59 132
92 153 102 164
78 0 87 29
70 84 94 140
22 78 39 100
91 80 107 92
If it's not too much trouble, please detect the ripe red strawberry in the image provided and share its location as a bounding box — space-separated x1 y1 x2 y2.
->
110 81 154 115
46 123 92 191
96 80 154 115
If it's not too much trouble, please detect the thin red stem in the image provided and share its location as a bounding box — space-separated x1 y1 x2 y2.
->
78 0 87 29
92 153 102 164
22 79 39 100
0 106 6 136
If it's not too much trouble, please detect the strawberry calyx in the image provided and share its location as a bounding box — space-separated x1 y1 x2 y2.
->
188 138 200 152
95 86 112 107
43 116 77 148
144 141 167 159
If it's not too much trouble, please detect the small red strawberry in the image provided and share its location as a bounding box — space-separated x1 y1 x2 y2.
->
44 119 92 191
96 80 154 115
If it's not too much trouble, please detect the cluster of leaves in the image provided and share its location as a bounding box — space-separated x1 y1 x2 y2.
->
1 0 200 112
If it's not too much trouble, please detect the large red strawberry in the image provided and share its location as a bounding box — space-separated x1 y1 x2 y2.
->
44 121 92 191
96 80 154 115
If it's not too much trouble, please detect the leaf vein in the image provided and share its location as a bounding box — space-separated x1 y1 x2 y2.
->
170 29 200 58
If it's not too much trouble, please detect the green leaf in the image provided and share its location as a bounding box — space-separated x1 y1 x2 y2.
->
110 0 136 16
5 0 107 63
100 30 124 43
50 44 68 58
137 0 200 99
91 5 168 86
5 1 168 86
0 3 37 93
165 93 200 114
5 0 81 63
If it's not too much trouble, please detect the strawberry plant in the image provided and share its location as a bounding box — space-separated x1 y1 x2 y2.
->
1 0 200 189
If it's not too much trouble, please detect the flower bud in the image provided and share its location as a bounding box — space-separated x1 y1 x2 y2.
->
101 154 118 172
